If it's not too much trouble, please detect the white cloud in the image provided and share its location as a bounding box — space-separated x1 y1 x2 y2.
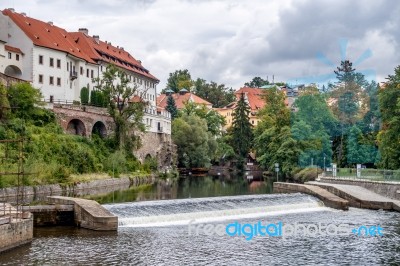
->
1 0 399 91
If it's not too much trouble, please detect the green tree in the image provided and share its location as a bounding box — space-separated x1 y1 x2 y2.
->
254 88 294 175
334 60 356 83
172 114 217 168
378 65 400 169
165 95 178 119
90 90 107 107
231 93 253 157
193 78 236 107
94 65 146 150
7 82 42 119
181 102 225 136
293 87 337 135
244 77 269 88
164 69 192 93
347 125 377 165
80 87 89 105
0 84 10 121
329 60 370 166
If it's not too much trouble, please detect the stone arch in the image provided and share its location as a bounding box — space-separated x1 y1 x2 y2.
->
4 65 22 78
66 119 86 136
92 121 107 138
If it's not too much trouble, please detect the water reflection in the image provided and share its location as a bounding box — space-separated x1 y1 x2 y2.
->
86 174 274 204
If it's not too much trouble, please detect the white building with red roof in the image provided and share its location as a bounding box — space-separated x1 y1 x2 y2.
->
157 89 213 110
0 8 170 135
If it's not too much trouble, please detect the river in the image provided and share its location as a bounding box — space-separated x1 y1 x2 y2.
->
0 175 399 265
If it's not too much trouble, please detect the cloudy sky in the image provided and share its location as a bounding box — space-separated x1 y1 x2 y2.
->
1 0 400 91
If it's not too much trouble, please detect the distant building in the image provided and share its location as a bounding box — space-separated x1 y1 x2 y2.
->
215 87 266 130
157 89 212 110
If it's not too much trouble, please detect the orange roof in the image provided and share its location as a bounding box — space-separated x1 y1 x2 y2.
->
2 9 158 81
70 32 158 81
235 87 265 111
157 92 212 109
3 9 95 64
4 44 23 54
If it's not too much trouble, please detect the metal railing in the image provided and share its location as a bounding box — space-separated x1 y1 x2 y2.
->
324 168 400 182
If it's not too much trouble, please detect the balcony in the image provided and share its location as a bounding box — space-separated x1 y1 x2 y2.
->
70 71 78 80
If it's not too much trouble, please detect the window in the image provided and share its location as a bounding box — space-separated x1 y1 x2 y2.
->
39 55 43 64
38 74 43 83
80 67 83 75
57 77 61 86
49 76 54 85
86 69 89 78
16 54 19 61
57 59 61 68
8 52 11 59
91 70 94 78
67 62 69 71
49 58 54 67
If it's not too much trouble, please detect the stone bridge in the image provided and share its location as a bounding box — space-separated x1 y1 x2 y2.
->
52 104 114 138
50 104 175 167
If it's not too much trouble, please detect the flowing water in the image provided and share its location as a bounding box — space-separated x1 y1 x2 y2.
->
0 176 399 265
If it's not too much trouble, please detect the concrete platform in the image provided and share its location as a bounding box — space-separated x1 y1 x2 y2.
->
48 196 117 231
306 181 400 212
273 182 349 210
22 205 74 227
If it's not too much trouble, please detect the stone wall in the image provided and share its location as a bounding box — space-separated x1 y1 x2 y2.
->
135 132 177 169
0 218 33 253
319 177 400 200
0 72 27 87
0 176 155 204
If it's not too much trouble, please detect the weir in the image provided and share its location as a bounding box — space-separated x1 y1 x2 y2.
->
105 194 330 228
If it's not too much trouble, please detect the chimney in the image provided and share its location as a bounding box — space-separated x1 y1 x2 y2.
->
93 35 100 44
120 47 124 50
21 12 26 16
137 60 142 64
8 8 15 12
48 21 53 26
78 28 89 35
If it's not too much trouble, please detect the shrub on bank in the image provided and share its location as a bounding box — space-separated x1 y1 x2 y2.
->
0 121 149 187
292 167 323 183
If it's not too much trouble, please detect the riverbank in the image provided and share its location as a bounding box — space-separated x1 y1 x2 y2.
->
0 174 155 204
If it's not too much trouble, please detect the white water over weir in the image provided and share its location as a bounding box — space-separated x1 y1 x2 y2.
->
104 193 330 228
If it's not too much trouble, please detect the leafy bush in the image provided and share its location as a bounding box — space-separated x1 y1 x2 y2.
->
143 157 158 173
292 167 323 183
80 87 89 105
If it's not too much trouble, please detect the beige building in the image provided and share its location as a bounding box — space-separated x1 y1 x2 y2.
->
215 87 266 130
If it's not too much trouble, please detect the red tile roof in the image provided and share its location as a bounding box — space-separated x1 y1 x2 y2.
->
70 32 158 81
3 9 95 64
4 44 23 54
157 92 212 109
235 87 265 111
2 9 158 81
